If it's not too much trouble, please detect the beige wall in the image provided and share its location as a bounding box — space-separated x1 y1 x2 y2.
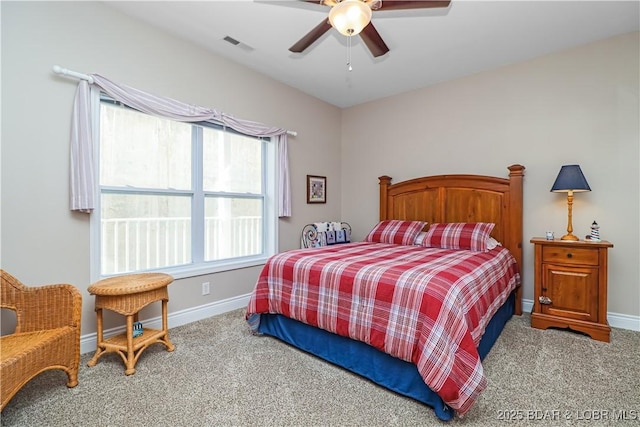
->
2 2 638 339
1 2 342 334
341 32 640 318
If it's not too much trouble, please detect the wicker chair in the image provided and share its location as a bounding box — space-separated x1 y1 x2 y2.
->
0 270 82 411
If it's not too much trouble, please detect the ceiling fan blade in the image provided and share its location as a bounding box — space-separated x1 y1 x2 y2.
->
289 19 333 53
376 0 450 11
300 0 338 6
360 23 389 58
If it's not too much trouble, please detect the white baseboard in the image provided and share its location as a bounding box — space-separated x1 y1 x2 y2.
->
80 295 639 355
521 299 640 332
80 293 251 355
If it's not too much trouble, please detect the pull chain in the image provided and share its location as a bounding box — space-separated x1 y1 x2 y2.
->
347 29 353 72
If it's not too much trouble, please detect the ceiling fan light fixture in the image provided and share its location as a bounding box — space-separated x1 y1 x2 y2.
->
328 0 372 37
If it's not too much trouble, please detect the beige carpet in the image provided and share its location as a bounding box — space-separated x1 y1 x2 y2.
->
1 309 639 426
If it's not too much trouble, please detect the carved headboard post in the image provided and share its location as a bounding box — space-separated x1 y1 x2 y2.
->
379 175 392 221
507 164 525 315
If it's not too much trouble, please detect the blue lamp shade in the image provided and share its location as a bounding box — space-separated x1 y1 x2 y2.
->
550 165 591 193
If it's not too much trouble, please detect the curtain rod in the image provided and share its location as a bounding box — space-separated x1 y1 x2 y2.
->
52 65 297 137
53 65 94 84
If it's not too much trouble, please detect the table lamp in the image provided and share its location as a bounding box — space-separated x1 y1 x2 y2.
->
550 164 591 241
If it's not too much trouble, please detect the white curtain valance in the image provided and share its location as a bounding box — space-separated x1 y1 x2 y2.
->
70 74 291 216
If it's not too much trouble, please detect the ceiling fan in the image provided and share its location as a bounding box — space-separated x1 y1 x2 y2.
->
289 0 451 58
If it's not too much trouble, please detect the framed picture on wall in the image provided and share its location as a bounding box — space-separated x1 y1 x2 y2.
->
307 175 326 204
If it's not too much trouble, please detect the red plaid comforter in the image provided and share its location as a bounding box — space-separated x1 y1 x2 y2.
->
246 242 520 415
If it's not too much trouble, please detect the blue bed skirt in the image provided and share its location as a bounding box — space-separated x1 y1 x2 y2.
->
255 292 515 421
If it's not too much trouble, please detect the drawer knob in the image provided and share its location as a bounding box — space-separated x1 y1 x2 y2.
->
566 253 573 258
539 296 552 305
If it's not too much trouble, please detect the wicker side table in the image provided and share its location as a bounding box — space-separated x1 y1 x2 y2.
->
87 272 175 375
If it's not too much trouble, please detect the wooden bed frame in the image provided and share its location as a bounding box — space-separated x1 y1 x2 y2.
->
378 164 525 315
252 164 526 420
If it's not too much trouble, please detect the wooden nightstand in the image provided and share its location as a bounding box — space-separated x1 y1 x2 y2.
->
530 238 613 342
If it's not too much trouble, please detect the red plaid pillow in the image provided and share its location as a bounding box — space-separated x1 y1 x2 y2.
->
422 222 495 252
364 220 426 245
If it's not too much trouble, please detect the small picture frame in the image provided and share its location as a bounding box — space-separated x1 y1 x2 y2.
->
307 175 326 204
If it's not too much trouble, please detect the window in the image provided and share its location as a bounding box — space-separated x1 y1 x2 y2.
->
92 98 277 279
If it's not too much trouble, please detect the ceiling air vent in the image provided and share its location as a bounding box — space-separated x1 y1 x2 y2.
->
222 35 254 52
223 36 240 46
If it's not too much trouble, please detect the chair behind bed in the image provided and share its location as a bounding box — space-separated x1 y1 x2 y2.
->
301 222 352 248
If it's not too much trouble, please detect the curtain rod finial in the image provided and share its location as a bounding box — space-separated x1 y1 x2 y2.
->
53 65 94 84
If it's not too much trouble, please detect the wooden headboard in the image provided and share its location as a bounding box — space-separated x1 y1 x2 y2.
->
379 164 525 315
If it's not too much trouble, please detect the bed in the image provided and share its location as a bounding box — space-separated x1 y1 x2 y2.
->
246 164 525 420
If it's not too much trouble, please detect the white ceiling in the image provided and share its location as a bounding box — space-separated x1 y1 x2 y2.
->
105 1 639 108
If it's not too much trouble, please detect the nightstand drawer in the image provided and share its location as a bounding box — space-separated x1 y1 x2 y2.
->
542 246 599 266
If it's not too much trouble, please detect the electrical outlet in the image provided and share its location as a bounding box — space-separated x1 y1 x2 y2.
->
202 282 210 296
